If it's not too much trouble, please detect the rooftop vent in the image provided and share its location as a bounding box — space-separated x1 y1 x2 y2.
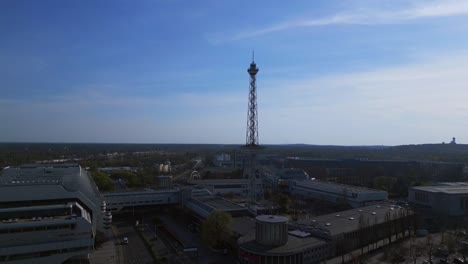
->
325 223 331 226
372 212 376 215
349 217 354 220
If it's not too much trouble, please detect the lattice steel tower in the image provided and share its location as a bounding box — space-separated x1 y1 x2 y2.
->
243 53 261 205
246 53 259 147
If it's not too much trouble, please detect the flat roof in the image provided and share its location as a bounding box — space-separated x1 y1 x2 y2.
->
193 195 246 211
103 189 179 196
412 184 468 194
293 179 385 194
189 179 261 184
239 233 327 255
256 215 288 223
291 203 410 236
231 216 256 236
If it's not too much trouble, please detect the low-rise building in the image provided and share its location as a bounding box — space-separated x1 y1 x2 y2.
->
289 180 388 208
188 179 263 200
263 168 309 188
237 203 414 264
184 192 250 219
409 182 468 217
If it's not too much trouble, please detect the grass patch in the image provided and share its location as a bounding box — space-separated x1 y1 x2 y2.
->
135 227 164 264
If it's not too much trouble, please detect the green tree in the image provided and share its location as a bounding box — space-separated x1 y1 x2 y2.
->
425 234 434 262
373 176 397 192
201 210 232 250
272 193 291 213
110 170 141 187
90 171 115 192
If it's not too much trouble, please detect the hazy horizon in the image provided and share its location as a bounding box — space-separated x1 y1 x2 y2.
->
2 0 468 145
1 141 463 147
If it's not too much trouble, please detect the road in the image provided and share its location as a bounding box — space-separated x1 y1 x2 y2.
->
156 214 237 264
113 221 154 264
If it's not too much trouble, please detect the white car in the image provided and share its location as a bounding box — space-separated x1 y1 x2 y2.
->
123 237 128 244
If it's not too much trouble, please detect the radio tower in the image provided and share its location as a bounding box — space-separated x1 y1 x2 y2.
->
243 52 261 205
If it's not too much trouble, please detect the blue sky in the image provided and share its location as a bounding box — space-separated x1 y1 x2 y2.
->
2 0 468 145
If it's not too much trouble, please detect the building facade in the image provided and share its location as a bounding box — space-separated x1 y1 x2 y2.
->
0 164 103 264
409 182 468 217
289 180 388 208
188 179 264 200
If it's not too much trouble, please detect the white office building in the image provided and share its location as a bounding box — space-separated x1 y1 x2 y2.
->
0 164 103 264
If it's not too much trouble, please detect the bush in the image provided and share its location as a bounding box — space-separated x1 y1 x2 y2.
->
135 227 163 263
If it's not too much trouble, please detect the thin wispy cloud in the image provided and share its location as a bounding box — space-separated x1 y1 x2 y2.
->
259 52 468 145
211 0 468 43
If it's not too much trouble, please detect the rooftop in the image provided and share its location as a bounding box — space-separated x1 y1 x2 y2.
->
189 178 254 184
412 182 468 194
231 216 256 236
293 179 386 195
239 232 327 255
0 164 101 205
193 195 246 212
256 215 288 223
291 203 411 236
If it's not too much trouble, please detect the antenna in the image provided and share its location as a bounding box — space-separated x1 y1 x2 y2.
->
252 50 255 62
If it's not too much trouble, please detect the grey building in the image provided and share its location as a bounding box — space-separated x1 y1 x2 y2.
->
0 164 103 264
237 203 413 264
289 180 388 208
409 182 468 217
263 168 309 188
188 178 264 200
